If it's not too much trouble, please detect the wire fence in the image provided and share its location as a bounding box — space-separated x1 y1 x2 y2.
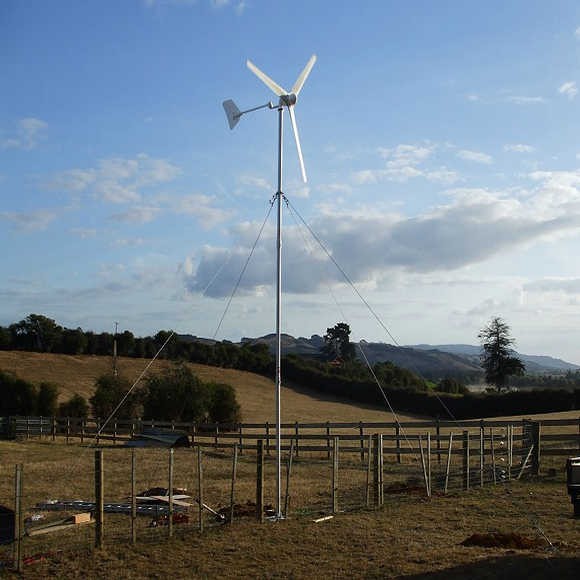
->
2 416 568 573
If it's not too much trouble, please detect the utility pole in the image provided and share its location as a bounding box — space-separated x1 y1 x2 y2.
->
113 321 118 378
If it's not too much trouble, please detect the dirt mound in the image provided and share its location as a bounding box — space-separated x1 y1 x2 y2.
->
461 532 544 549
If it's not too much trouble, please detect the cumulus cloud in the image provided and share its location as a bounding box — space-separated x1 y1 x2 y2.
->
525 278 580 295
504 144 535 153
558 81 578 100
2 117 48 150
110 206 161 224
456 149 493 164
49 154 181 205
171 194 233 228
0 209 56 231
354 143 436 184
575 26 580 39
184 173 580 298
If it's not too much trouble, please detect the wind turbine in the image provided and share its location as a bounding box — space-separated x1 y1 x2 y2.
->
223 54 316 519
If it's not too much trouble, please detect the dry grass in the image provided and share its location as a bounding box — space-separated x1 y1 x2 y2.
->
0 441 578 579
0 351 421 423
0 350 579 578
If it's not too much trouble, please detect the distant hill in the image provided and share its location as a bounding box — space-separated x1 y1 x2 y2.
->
235 334 580 379
409 344 580 374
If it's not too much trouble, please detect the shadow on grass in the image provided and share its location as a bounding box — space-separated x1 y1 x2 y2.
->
393 554 580 580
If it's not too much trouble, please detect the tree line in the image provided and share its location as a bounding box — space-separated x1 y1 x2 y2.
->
0 363 241 424
0 314 274 372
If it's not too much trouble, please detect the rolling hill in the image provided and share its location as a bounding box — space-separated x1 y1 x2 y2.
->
0 351 418 423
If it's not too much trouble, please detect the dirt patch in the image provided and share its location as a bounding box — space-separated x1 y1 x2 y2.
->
461 532 545 550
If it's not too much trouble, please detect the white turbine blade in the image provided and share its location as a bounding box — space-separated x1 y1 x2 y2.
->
246 59 287 97
291 54 317 96
288 106 307 183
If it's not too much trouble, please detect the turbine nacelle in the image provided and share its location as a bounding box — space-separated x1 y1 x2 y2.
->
279 93 297 107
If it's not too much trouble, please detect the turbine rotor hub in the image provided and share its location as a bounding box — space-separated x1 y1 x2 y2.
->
279 93 297 107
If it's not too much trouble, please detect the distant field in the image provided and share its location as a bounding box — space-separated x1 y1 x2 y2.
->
1 350 578 424
0 351 421 423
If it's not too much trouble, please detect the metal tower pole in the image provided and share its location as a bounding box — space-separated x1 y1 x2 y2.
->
275 105 283 519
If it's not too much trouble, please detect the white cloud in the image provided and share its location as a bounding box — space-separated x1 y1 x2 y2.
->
354 143 435 184
456 149 493 164
50 154 181 205
505 96 545 105
70 227 97 239
319 182 353 195
425 168 460 185
504 144 535 153
238 175 271 191
575 26 580 39
186 173 580 297
0 209 56 231
171 194 233 228
525 278 580 295
1 117 48 150
467 94 480 102
558 81 578 100
110 206 161 224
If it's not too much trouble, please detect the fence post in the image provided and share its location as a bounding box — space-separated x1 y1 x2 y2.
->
284 439 295 518
238 423 243 455
167 449 174 538
436 418 441 465
490 428 497 484
507 424 512 480
230 444 239 524
13 464 23 573
197 446 203 533
131 449 137 545
444 432 453 494
396 423 401 464
256 440 264 523
332 436 339 514
95 449 104 548
66 417 70 444
214 423 219 449
365 435 372 507
372 434 383 507
266 422 270 455
52 416 56 442
359 422 365 463
113 421 117 445
427 432 432 496
419 435 430 497
326 422 331 460
462 430 470 491
479 424 484 487
531 421 541 475
294 422 299 457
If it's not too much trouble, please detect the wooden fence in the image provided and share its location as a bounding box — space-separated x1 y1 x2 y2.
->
2 415 579 472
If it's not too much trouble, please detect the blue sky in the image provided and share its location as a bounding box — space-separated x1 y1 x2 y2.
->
2 0 580 363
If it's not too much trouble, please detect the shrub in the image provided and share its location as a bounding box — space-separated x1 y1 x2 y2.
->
207 382 242 424
58 394 89 418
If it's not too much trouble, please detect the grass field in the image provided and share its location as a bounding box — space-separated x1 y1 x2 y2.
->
0 351 423 423
0 351 578 578
0 440 578 579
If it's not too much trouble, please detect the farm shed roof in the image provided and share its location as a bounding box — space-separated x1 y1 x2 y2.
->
126 428 190 448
